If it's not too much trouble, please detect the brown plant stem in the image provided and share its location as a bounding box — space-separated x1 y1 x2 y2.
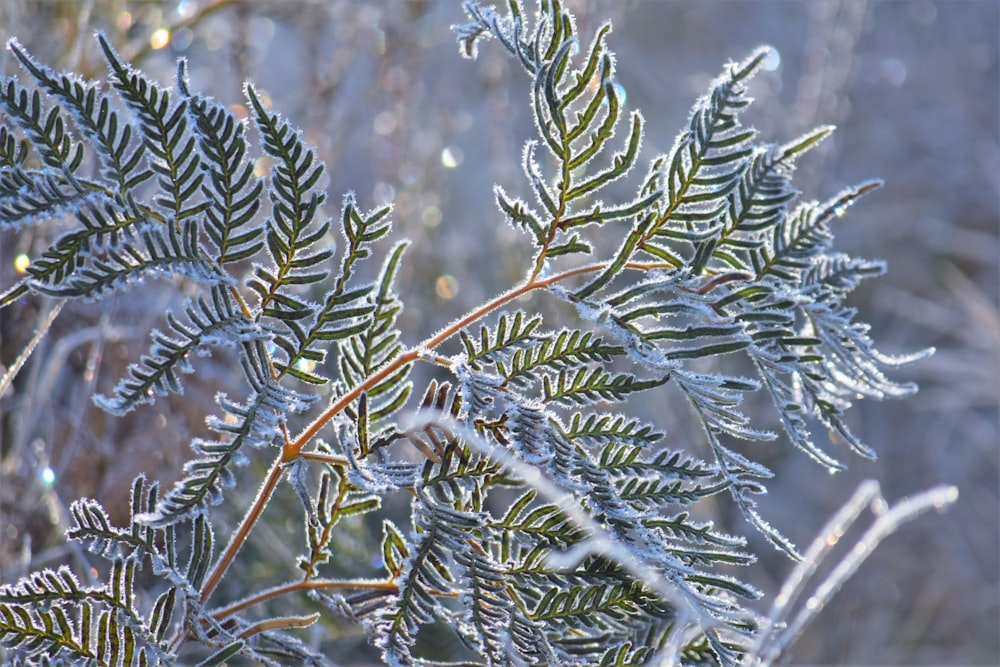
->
197 258 666 612
237 613 321 640
211 577 398 622
199 453 285 605
298 450 350 466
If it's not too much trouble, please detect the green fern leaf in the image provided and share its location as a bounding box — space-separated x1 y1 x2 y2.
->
498 328 622 389
461 310 542 368
94 286 265 415
0 74 84 171
0 125 29 167
276 197 395 386
8 38 151 193
563 413 663 448
712 126 832 271
543 366 667 406
337 241 411 422
1 197 136 306
29 216 231 300
245 83 332 326
98 34 203 220
181 69 264 266
753 180 881 281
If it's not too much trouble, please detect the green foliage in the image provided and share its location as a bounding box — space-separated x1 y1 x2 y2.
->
0 1 951 666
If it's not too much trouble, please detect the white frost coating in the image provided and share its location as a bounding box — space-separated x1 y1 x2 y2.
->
399 409 733 644
747 481 959 665
551 285 682 373
506 400 554 465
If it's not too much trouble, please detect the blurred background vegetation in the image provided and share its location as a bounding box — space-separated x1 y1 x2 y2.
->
0 1 996 664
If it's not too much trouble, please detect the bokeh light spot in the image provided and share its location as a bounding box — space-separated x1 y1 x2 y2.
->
171 27 193 52
150 28 171 51
228 104 248 121
441 146 463 168
374 111 397 135
14 253 30 273
249 17 275 46
116 12 133 31
175 0 197 19
373 182 395 204
254 156 272 178
41 467 55 485
435 275 458 300
422 206 441 228
452 111 473 132
881 58 907 86
909 1 937 25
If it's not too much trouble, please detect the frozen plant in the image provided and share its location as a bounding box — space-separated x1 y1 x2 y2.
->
0 1 955 665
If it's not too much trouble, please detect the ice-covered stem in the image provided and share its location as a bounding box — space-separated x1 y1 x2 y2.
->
748 481 958 665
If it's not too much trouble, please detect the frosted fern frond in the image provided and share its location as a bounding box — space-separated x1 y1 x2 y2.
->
180 65 264 266
659 49 763 223
0 477 206 665
0 74 84 172
497 328 623 389
245 83 333 321
98 34 204 220
542 365 669 406
0 196 118 305
336 239 411 421
28 213 231 300
136 336 318 526
69 476 313 665
453 544 515 665
93 285 266 415
496 490 585 547
457 0 652 274
574 48 768 299
376 484 480 665
0 125 29 167
753 181 882 282
461 310 542 368
711 126 833 271
0 165 93 232
0 3 943 665
563 412 663 448
53 476 304 665
0 34 395 523
296 467 382 577
274 197 395 386
7 38 151 193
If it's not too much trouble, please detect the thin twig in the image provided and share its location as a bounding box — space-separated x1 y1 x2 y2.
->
236 612 320 640
0 299 63 400
748 482 959 665
211 577 397 621
298 450 349 466
199 453 285 605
